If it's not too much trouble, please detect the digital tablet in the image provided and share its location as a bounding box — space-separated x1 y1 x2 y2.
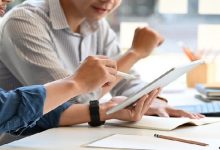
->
106 60 204 115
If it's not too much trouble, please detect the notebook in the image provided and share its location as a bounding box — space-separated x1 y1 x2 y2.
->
176 102 220 117
196 84 220 97
195 94 220 101
107 116 220 131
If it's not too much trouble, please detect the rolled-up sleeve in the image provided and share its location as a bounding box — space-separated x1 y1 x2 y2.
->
13 102 72 136
0 85 46 133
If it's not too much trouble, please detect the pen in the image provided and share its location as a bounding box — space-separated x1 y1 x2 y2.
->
117 71 137 80
79 62 137 80
154 134 209 147
79 61 136 80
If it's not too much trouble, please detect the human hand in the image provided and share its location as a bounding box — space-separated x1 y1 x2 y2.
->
72 55 117 94
130 27 164 59
101 89 160 122
145 98 205 119
0 0 12 16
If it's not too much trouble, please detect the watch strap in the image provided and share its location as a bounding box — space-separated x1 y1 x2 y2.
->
88 100 105 127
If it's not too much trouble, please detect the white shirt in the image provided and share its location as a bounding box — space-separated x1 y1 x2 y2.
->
0 0 144 103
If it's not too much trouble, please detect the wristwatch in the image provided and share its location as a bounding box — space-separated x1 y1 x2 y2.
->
88 100 105 127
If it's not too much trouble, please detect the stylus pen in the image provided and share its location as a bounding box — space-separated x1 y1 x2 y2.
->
154 134 209 147
79 61 136 80
117 71 137 80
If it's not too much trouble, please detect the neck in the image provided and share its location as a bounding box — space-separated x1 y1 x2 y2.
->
60 0 85 32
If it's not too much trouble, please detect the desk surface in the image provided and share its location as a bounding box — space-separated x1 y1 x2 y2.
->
1 89 220 150
1 123 220 150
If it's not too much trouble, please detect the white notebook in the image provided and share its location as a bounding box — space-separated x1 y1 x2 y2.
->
107 116 220 131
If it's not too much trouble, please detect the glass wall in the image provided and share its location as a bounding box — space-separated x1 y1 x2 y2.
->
108 0 220 54
106 0 220 84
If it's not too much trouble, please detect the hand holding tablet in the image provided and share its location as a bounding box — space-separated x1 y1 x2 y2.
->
107 60 205 114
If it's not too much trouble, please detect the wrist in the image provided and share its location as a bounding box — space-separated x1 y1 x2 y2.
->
88 100 105 127
128 49 142 60
64 77 85 95
99 102 114 121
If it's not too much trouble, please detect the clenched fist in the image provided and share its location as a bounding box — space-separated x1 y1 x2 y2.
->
130 26 164 59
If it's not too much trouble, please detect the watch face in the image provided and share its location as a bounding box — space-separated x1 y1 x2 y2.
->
90 100 99 105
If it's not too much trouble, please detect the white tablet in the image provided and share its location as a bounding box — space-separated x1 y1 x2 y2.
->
106 60 204 114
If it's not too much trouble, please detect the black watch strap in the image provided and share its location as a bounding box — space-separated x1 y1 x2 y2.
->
88 100 105 127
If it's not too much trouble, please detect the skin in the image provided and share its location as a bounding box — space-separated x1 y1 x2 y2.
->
43 55 118 114
1 0 160 124
1 0 204 128
58 0 204 121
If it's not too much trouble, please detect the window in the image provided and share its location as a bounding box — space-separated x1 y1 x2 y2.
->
107 0 220 86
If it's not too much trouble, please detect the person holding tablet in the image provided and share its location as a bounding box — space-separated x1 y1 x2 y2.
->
0 0 161 136
0 54 161 133
0 0 203 137
0 54 116 132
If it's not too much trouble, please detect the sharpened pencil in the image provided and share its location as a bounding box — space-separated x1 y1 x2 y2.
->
154 134 209 146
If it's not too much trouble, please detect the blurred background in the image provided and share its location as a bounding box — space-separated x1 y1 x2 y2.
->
6 0 220 90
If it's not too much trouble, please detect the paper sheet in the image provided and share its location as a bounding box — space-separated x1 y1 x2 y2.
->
87 134 219 150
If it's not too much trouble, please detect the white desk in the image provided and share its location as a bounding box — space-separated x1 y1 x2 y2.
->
1 89 220 150
1 123 220 150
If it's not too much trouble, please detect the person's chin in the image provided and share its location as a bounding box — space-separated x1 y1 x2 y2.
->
88 15 105 22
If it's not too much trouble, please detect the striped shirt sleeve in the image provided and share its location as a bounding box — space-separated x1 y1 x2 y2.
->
1 12 70 85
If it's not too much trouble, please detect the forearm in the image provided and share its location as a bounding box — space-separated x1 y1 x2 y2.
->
58 104 90 126
43 77 82 114
58 103 112 126
58 92 160 126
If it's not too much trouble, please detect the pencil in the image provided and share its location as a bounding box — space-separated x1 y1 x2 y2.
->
154 134 209 147
177 41 200 61
182 47 199 61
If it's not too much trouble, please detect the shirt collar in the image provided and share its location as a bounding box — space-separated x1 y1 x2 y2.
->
48 0 100 36
48 0 69 30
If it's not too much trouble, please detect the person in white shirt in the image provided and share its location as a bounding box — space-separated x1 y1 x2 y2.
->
0 0 160 143
0 0 204 136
